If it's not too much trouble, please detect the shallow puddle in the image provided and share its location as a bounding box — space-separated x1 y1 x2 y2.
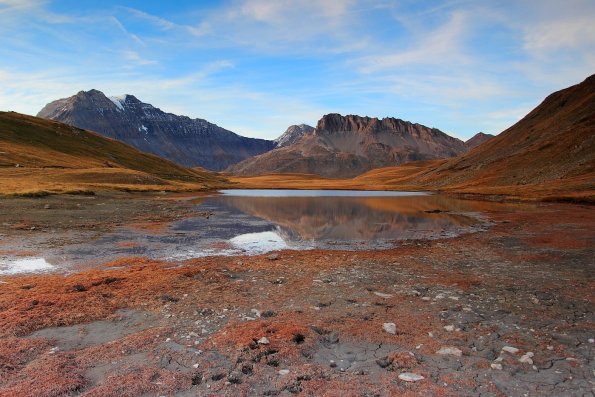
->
0 190 528 274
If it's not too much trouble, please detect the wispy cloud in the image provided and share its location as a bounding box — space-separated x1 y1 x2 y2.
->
0 1 594 140
121 6 210 37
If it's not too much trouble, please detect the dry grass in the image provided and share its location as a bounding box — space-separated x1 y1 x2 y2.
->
0 112 229 196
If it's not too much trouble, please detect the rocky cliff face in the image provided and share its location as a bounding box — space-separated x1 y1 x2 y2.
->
465 132 494 149
228 114 468 178
274 124 314 148
37 90 275 170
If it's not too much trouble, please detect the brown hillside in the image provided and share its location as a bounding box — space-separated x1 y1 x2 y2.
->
411 75 595 197
0 112 227 195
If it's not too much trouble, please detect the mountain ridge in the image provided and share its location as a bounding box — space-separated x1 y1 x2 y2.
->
37 90 276 171
228 113 468 178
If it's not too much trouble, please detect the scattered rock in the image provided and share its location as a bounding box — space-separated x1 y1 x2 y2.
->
267 253 279 261
374 291 393 298
436 347 462 357
278 369 290 375
261 310 276 318
519 352 534 364
44 204 51 209
443 325 455 332
398 373 424 382
72 284 87 292
258 337 270 345
227 372 242 384
383 322 397 335
491 363 503 370
501 346 519 354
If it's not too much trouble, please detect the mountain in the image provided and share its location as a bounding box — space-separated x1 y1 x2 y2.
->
0 112 226 195
228 114 467 178
37 90 275 171
274 124 314 148
465 132 494 149
417 74 595 193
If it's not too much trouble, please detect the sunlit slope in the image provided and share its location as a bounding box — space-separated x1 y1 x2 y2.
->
410 75 595 198
0 112 227 194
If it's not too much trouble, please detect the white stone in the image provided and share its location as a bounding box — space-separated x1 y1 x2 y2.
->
374 291 393 298
490 363 502 370
502 346 519 354
398 373 425 382
519 352 534 364
436 347 462 356
383 322 397 335
258 337 270 345
444 325 455 332
588 338 594 343
278 369 290 375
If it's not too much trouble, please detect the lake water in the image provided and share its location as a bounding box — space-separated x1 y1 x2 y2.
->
0 190 499 275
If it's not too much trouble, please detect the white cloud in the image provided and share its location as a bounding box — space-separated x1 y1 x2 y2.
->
122 6 210 37
357 11 469 73
523 16 595 55
122 50 157 66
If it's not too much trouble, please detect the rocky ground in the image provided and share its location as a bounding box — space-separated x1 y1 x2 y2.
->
0 201 593 396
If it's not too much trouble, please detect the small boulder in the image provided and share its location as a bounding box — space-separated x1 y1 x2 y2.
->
383 322 397 335
436 347 462 357
398 373 425 382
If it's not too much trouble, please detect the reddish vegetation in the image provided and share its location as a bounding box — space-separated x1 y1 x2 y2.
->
0 203 593 396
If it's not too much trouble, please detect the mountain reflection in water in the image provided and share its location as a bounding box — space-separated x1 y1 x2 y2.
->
206 193 486 245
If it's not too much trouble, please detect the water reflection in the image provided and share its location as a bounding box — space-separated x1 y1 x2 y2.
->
211 193 484 244
0 190 521 274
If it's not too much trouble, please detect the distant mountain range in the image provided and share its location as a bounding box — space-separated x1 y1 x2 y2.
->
37 90 496 178
37 90 275 171
228 114 471 178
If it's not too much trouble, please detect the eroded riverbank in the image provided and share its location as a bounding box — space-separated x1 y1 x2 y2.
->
0 201 593 396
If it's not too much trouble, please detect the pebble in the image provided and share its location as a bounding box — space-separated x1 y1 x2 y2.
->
374 291 393 298
257 337 270 345
267 253 279 261
278 369 290 375
502 346 519 354
443 325 455 332
193 363 199 368
383 322 397 335
588 338 594 343
398 373 424 382
491 363 503 370
436 347 462 357
519 352 534 364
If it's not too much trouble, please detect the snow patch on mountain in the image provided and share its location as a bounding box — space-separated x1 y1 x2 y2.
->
108 96 125 112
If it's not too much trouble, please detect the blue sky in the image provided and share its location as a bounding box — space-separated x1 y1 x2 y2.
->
0 0 594 140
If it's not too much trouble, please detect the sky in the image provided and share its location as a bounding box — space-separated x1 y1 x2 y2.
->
0 0 594 140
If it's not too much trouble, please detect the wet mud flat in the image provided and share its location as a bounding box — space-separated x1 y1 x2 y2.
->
0 202 593 396
0 191 496 274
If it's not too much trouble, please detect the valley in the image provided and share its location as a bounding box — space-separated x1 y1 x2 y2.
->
0 27 593 397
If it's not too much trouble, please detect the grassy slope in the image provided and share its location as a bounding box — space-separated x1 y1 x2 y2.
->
0 112 228 195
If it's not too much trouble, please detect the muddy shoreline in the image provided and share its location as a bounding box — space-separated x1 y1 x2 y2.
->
0 198 593 396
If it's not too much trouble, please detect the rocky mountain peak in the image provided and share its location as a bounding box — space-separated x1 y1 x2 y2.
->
274 124 314 148
37 90 276 170
229 113 469 178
